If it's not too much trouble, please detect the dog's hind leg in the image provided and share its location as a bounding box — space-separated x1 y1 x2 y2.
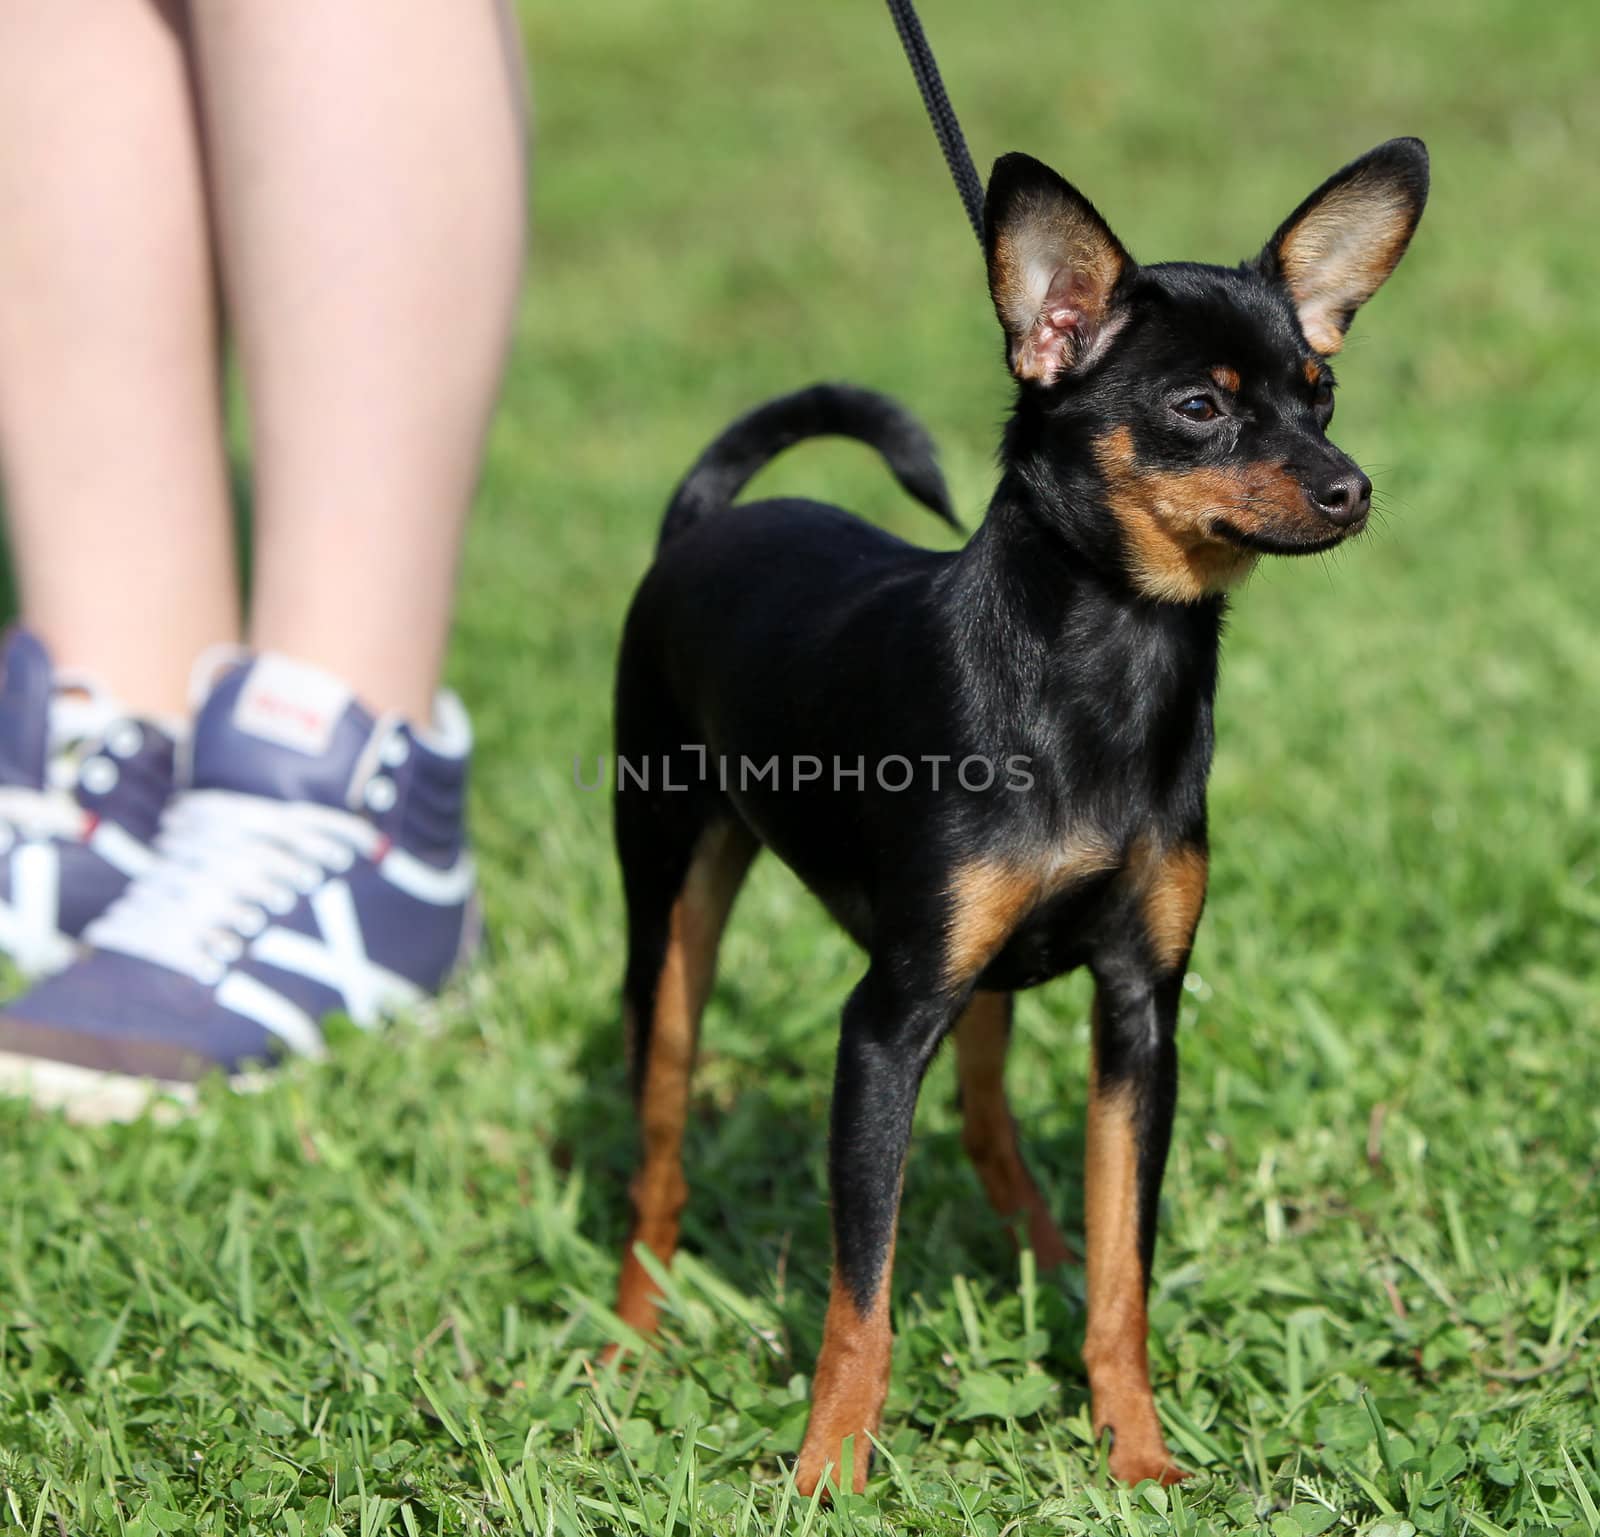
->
954 990 1074 1268
607 764 756 1352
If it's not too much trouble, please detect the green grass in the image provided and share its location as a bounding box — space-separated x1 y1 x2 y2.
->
4 0 1599 1531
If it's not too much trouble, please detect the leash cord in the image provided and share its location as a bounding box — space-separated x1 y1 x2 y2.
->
882 0 985 247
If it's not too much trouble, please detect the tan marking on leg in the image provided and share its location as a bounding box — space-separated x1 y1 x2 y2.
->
1130 840 1208 973
944 831 1118 989
795 1242 896 1497
1083 1035 1184 1486
611 821 755 1348
955 990 1073 1267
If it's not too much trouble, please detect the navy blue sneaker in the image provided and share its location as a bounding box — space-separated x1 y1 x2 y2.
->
0 627 176 979
0 652 479 1119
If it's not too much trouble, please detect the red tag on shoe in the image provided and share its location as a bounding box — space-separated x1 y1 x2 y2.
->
231 656 352 758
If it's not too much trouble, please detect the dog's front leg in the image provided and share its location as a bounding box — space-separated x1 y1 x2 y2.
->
794 967 954 1497
1082 963 1188 1486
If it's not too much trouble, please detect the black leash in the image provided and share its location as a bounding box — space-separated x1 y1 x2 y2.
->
883 0 985 247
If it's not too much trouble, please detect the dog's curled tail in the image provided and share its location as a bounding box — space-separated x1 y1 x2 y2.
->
659 383 959 549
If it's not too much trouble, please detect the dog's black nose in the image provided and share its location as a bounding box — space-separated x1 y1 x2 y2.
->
1312 470 1372 526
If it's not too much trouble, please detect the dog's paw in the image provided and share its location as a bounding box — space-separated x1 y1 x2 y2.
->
1109 1443 1190 1487
794 1433 875 1499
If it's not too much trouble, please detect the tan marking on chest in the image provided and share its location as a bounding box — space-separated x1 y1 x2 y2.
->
1127 836 1208 972
944 830 1119 987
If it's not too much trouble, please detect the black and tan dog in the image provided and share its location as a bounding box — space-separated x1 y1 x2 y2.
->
606 139 1428 1491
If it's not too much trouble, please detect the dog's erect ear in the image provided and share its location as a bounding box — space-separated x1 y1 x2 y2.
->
985 153 1132 386
1257 138 1429 356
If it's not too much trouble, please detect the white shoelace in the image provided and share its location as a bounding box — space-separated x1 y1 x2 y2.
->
0 678 126 853
87 790 383 986
0 785 93 846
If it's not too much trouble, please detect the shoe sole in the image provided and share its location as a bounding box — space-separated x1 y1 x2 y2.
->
0 947 486 1125
0 1003 473 1127
0 1048 201 1124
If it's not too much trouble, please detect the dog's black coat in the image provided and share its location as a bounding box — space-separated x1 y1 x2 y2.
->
608 139 1429 1492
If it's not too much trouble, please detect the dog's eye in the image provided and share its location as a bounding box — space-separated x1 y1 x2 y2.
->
1313 377 1335 412
1173 395 1218 422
